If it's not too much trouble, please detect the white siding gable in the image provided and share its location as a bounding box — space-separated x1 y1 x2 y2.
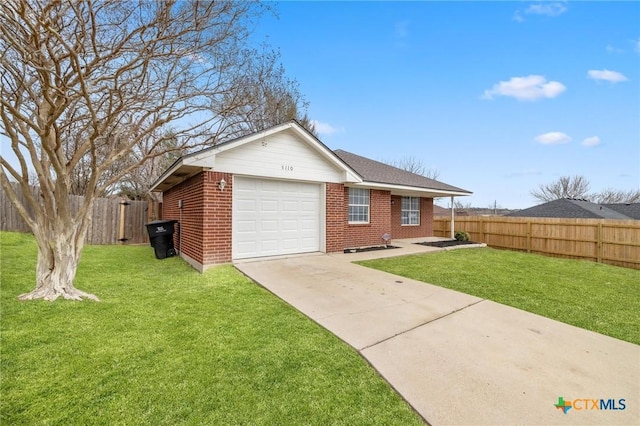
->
214 129 344 183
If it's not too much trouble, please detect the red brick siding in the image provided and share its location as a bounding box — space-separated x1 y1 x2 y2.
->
161 171 233 266
390 196 434 239
162 173 206 264
344 188 391 248
163 175 434 262
202 171 233 264
325 183 345 252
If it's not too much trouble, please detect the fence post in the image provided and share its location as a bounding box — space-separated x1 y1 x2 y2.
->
450 196 455 239
597 222 602 263
480 217 485 242
118 199 130 243
527 221 532 253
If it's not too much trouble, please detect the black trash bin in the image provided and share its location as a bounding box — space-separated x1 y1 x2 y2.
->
145 220 178 259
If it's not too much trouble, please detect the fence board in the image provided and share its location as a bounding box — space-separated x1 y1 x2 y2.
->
434 216 640 270
1 182 150 245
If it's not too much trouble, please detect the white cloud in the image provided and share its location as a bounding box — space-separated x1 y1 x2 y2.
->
525 2 568 17
606 44 623 54
587 69 628 83
582 136 601 147
513 11 524 23
311 120 341 135
533 132 572 145
482 75 566 101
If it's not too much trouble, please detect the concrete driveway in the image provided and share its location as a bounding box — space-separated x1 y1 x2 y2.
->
235 248 640 425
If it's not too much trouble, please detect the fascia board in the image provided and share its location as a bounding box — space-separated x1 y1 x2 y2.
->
184 152 216 168
350 181 472 197
150 159 184 192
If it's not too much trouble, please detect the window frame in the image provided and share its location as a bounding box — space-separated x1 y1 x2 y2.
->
401 196 420 226
348 188 370 224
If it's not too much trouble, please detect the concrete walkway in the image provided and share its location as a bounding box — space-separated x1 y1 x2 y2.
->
235 245 640 425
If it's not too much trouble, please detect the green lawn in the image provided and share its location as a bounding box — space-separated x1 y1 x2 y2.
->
359 248 640 345
0 232 422 425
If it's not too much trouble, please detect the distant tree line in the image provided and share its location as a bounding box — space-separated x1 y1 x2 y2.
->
531 175 640 204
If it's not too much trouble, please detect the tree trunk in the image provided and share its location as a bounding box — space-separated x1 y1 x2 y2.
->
18 226 99 302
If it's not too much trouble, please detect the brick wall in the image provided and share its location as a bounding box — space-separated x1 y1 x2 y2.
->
202 171 232 264
163 175 435 263
325 183 345 252
391 196 434 239
162 173 206 264
343 188 391 248
162 171 233 267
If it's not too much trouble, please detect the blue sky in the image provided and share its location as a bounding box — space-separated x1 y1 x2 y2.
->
255 1 640 208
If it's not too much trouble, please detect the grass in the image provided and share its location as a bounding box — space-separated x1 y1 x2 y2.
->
359 248 640 345
0 232 422 425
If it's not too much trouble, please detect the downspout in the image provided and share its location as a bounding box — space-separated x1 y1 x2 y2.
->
450 196 455 239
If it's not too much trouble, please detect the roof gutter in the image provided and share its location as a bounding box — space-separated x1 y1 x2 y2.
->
350 181 472 197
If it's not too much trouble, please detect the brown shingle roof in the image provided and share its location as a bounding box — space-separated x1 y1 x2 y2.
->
333 149 471 194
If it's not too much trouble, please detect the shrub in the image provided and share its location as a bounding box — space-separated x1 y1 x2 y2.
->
455 231 470 241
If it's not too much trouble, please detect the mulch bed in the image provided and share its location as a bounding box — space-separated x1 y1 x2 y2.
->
415 240 478 248
344 245 399 253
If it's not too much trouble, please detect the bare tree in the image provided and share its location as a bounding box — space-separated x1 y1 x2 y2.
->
384 155 440 179
0 0 307 301
116 130 183 200
592 188 640 204
221 45 317 137
454 200 472 210
530 175 591 203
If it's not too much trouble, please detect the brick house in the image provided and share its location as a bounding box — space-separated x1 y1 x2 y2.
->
151 121 471 271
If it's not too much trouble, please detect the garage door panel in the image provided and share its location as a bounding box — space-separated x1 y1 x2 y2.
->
282 200 299 212
260 200 278 212
237 241 257 253
301 200 317 211
301 219 316 231
283 237 300 248
236 178 257 191
236 220 256 233
259 220 277 232
281 219 299 231
260 240 278 252
300 185 317 195
301 237 317 247
280 182 300 193
261 180 279 192
236 199 257 212
233 177 321 259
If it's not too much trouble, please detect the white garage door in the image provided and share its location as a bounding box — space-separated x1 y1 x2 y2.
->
233 177 321 259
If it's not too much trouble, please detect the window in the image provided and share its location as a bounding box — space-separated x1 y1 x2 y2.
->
401 197 420 225
348 188 370 223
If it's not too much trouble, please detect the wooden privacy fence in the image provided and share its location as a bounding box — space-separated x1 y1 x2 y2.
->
1 182 157 245
434 216 640 270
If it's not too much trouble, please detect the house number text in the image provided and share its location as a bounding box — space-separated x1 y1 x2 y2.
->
281 165 294 171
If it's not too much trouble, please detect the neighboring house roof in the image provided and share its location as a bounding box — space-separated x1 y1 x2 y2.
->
506 198 635 220
433 205 449 216
333 149 471 195
432 206 472 216
602 203 640 220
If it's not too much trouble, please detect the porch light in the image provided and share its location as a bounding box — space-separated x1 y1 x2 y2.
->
219 178 226 191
